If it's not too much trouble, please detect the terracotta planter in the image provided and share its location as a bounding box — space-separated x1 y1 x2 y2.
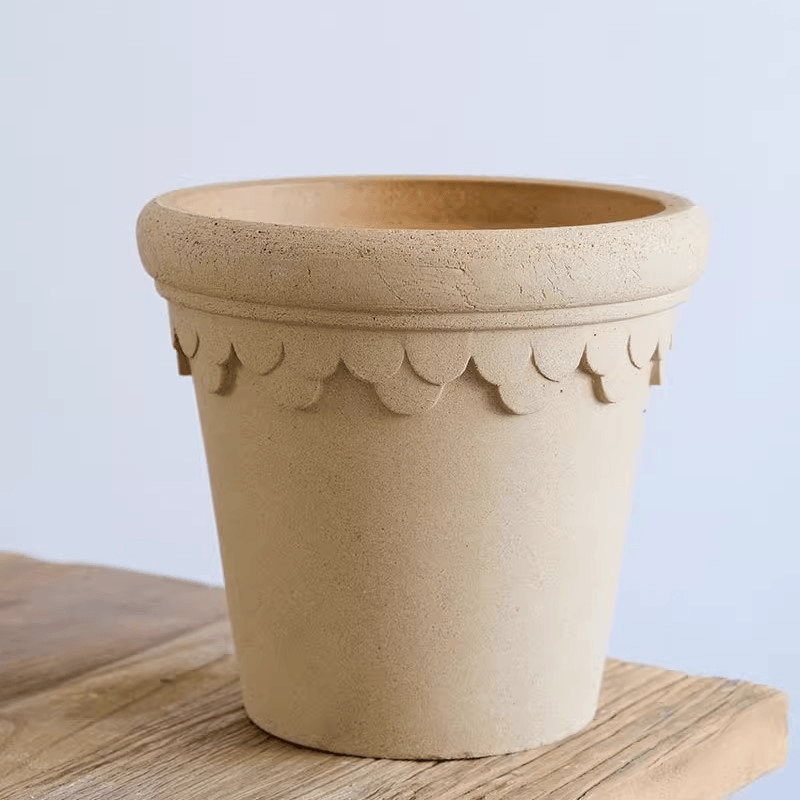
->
137 176 709 759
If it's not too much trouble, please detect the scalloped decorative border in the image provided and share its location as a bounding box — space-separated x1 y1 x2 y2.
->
168 306 675 415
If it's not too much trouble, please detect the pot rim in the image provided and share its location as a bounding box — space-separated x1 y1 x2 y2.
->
152 175 692 232
137 175 709 326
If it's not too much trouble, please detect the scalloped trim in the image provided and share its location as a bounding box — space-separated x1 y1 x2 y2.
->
169 307 675 415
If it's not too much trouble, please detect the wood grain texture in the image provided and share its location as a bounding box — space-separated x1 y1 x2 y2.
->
0 553 787 800
0 553 227 705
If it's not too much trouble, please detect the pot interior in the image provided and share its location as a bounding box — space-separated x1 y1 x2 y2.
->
160 177 666 231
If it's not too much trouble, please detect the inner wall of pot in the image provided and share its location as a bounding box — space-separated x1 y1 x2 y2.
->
162 178 666 230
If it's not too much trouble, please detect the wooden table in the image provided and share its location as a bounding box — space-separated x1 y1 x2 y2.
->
0 553 787 799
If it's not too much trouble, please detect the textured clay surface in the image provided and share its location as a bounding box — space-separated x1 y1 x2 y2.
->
137 176 710 759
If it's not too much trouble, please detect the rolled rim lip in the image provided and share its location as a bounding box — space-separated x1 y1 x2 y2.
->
138 175 708 325
152 174 694 233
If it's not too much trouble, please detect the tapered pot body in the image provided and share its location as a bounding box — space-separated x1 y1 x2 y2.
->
138 176 708 758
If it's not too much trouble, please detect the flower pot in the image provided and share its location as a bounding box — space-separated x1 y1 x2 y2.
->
137 176 709 759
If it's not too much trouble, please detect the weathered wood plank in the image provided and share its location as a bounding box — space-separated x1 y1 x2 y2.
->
0 554 787 799
0 553 227 704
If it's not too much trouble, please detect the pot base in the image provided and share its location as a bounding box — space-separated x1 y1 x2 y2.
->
243 703 599 761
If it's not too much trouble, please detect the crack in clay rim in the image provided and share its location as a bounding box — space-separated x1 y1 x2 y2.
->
137 175 709 319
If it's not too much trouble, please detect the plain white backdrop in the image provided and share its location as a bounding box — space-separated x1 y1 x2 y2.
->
2 1 798 795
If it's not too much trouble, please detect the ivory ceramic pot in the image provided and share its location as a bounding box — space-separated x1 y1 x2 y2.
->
137 176 709 759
